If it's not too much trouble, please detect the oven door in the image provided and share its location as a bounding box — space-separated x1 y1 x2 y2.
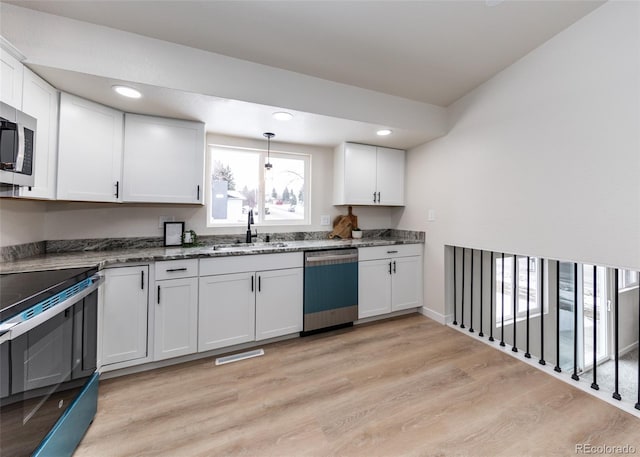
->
0 290 98 457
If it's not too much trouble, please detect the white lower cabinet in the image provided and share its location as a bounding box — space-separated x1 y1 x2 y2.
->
100 266 149 366
198 272 256 352
255 268 303 341
199 253 304 352
154 274 198 361
358 245 423 319
153 259 198 360
358 259 393 318
391 256 422 311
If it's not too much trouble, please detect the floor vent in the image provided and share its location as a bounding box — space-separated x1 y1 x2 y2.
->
215 349 264 366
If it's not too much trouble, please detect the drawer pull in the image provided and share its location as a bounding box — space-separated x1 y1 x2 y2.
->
387 250 399 254
166 267 188 272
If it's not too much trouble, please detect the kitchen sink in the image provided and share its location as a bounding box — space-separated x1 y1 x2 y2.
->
212 242 288 252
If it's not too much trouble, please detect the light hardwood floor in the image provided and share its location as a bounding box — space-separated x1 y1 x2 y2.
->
75 314 640 456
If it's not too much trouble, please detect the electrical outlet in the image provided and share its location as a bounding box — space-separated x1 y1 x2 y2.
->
320 215 331 226
158 215 175 229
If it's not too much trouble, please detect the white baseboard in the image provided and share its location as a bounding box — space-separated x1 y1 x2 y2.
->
420 306 451 325
620 341 639 357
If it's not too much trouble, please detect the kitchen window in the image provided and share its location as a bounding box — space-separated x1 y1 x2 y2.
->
207 145 310 226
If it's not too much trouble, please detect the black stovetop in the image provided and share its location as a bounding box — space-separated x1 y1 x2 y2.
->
0 267 97 322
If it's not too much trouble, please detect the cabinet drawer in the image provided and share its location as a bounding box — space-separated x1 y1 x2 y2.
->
155 259 198 280
200 252 303 276
358 244 422 261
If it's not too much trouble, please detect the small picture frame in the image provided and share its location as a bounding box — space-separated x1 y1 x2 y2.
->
164 222 185 247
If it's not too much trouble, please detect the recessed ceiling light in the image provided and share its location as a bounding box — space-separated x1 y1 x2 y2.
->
112 85 142 99
273 111 293 121
376 129 392 136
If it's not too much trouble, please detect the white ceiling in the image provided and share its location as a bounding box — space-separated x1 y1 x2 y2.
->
5 0 605 148
7 0 604 106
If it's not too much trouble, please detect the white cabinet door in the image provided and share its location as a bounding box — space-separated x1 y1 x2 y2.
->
0 48 23 108
376 147 405 206
358 259 392 318
391 256 422 311
255 268 303 340
334 142 405 206
342 143 377 205
122 114 204 203
101 266 148 366
57 93 123 202
154 277 198 361
198 272 255 352
17 68 58 200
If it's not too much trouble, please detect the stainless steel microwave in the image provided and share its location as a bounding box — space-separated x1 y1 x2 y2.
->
0 101 36 187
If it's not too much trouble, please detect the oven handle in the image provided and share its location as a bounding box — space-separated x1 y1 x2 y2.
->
0 273 104 343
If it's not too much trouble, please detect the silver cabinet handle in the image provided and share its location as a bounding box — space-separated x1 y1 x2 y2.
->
393 261 396 274
166 268 187 272
388 262 392 275
377 191 380 203
157 285 161 304
387 250 398 254
373 192 377 203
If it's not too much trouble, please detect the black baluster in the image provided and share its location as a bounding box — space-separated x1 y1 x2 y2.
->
636 269 640 411
554 261 561 373
461 248 466 329
489 252 495 342
500 253 505 347
525 256 531 358
591 265 599 390
613 269 621 400
539 258 546 366
469 249 475 333
572 263 579 381
479 250 484 337
453 246 458 326
512 255 518 353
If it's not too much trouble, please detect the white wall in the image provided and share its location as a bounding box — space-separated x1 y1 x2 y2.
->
0 199 46 247
394 1 640 319
41 134 392 241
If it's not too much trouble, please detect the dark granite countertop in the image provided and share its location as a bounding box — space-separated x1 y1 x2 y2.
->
0 238 424 274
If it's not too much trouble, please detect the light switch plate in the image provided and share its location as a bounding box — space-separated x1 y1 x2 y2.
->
427 209 436 222
158 215 175 228
320 215 331 226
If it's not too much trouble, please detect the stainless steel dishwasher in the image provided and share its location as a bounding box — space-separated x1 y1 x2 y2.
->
303 248 358 334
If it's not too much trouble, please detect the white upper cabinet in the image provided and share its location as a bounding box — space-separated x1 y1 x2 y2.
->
333 142 405 206
122 114 205 204
375 147 405 206
17 68 59 200
57 93 123 202
0 47 24 108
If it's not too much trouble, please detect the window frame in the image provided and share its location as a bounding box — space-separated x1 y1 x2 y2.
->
619 269 639 291
206 144 311 228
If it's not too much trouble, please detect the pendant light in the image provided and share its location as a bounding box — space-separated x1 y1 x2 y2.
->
264 132 274 170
